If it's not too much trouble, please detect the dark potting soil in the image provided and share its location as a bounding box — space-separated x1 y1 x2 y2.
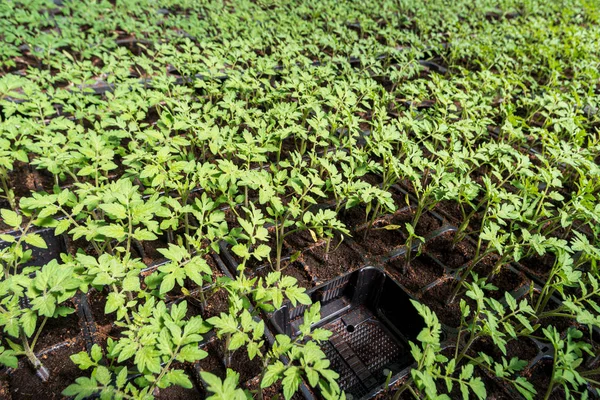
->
5 161 36 202
86 289 112 327
526 292 578 335
434 200 463 225
155 382 202 400
470 336 539 364
249 260 313 289
299 237 364 284
0 372 10 400
243 375 294 399
355 224 404 258
198 286 230 319
486 267 528 299
139 235 172 266
339 204 368 233
155 363 200 400
420 278 475 328
441 367 511 399
518 253 556 279
9 338 85 399
424 230 475 270
196 340 262 385
472 368 511 400
195 341 225 378
373 376 414 400
140 253 226 301
86 289 124 348
524 359 568 400
385 255 445 293
34 303 81 350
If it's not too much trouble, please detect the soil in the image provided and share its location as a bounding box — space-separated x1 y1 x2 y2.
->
487 267 528 299
250 260 314 289
470 336 540 363
34 302 82 350
155 363 201 400
155 382 202 400
140 253 226 303
198 286 230 319
195 340 262 385
385 254 445 293
9 338 85 399
373 376 415 399
434 199 463 224
355 225 405 258
85 289 124 348
299 236 364 284
424 230 475 270
525 291 579 335
243 375 300 399
523 359 568 400
518 253 556 279
139 233 172 266
1 161 37 209
419 278 475 328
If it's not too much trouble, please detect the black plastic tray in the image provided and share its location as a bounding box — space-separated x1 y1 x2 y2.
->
270 266 425 400
0 226 66 270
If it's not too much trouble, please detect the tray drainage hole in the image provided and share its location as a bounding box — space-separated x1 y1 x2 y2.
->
346 324 355 333
541 346 549 352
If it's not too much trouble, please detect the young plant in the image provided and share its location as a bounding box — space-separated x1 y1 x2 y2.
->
208 271 311 367
261 303 344 400
0 257 82 381
64 299 210 399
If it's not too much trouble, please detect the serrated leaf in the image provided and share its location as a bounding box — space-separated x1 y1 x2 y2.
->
24 233 47 249
1 209 21 228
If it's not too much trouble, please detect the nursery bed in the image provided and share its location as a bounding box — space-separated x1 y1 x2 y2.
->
1 0 599 399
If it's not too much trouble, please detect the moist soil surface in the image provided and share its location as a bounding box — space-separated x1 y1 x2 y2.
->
251 259 314 288
419 278 476 328
195 340 262 386
486 267 528 299
34 302 82 350
9 338 85 399
518 254 556 279
385 254 445 293
524 359 570 400
154 362 201 400
298 236 364 284
424 230 475 270
470 336 540 363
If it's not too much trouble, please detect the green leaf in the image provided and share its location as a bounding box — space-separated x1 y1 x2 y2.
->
105 292 125 314
177 344 208 363
91 344 103 362
1 209 22 228
70 351 96 370
116 367 128 389
96 365 112 386
100 203 127 219
62 376 100 399
0 348 18 368
261 361 286 388
98 225 126 240
160 274 176 295
164 369 193 389
122 275 140 292
24 233 47 249
135 346 161 373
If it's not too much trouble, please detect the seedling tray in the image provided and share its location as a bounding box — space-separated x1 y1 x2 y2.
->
0 226 66 270
270 266 425 399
